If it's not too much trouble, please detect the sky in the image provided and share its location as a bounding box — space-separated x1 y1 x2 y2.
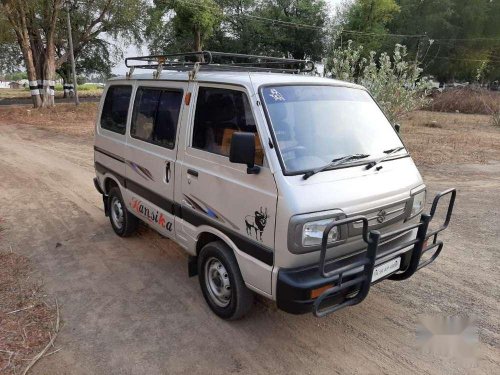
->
112 0 346 74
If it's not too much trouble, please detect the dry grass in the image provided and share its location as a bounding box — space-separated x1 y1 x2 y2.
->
401 110 500 166
0 102 97 138
426 87 500 115
0 90 25 99
1 103 500 167
0 247 59 375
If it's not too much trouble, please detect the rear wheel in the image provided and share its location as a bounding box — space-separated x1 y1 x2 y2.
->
198 241 254 320
108 187 138 237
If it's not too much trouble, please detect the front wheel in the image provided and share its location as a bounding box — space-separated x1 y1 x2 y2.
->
198 241 254 320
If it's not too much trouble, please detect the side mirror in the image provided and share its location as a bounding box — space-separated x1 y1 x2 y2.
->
229 132 260 174
394 123 401 133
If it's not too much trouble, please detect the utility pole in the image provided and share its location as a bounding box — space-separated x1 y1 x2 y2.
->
65 0 79 106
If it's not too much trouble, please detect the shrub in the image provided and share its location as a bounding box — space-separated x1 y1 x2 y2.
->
491 111 500 127
427 87 499 114
326 40 431 123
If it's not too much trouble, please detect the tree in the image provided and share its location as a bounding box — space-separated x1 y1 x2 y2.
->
250 0 328 59
0 43 23 74
54 0 144 95
1 0 146 107
204 0 261 54
2 0 61 107
148 0 222 53
0 11 23 74
387 0 500 82
340 0 400 53
147 0 329 60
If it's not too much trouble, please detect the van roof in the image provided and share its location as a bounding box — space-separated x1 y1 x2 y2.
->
108 71 365 91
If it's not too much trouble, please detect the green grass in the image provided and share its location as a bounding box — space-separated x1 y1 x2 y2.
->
0 86 102 99
53 83 103 91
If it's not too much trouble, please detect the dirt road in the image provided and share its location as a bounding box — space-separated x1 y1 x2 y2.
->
0 123 498 374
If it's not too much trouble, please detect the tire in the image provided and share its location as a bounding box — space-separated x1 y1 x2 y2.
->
198 241 254 320
108 187 138 237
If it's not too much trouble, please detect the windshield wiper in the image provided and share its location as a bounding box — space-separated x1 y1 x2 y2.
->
365 146 406 170
303 153 370 180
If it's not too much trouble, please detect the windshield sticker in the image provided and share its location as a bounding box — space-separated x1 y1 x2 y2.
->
269 88 285 102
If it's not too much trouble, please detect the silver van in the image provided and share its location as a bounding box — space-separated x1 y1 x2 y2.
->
93 52 456 319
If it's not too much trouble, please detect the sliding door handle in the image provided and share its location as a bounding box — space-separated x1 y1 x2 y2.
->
166 162 171 183
187 169 198 177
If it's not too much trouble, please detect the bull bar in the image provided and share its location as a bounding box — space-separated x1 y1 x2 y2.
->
312 188 457 317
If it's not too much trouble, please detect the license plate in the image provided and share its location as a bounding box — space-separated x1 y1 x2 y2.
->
372 257 401 282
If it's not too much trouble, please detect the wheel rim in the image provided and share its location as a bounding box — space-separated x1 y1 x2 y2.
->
110 196 124 230
204 257 231 307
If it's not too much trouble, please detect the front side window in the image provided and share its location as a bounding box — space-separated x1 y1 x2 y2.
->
100 85 132 134
192 87 263 165
131 87 183 149
261 85 406 174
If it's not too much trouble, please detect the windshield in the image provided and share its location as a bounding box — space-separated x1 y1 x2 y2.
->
261 85 406 174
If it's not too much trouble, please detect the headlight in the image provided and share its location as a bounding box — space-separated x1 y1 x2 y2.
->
410 189 426 218
302 218 339 247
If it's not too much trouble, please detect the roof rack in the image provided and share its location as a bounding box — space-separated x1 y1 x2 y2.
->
124 51 315 79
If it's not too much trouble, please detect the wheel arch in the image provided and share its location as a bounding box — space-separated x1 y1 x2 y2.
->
189 227 237 278
195 225 240 256
103 174 122 195
191 225 273 298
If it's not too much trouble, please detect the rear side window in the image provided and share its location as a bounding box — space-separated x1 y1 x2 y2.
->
100 85 132 134
192 87 263 165
131 87 183 149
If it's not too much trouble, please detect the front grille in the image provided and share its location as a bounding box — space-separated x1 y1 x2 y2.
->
348 199 411 236
352 201 407 228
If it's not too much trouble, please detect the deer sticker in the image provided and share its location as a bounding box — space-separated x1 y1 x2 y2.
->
245 207 268 241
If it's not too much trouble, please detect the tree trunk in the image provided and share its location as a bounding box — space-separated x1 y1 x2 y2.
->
58 67 68 98
41 51 56 107
28 24 45 105
194 28 202 52
19 34 42 108
4 1 42 108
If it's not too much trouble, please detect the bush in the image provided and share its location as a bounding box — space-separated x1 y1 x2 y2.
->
426 87 500 115
326 40 431 123
491 112 500 127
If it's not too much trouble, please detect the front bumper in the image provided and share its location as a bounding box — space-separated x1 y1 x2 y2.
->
277 188 456 317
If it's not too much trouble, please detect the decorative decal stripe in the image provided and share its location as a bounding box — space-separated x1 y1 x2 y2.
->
94 162 172 213
184 194 240 231
127 179 173 214
125 160 155 182
136 164 154 181
95 147 154 181
95 162 126 186
94 146 125 163
94 162 274 266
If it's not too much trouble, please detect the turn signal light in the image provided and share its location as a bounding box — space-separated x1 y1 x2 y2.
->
310 284 334 299
184 92 192 105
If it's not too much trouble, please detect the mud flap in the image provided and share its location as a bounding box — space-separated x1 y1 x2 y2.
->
103 195 110 217
188 256 198 277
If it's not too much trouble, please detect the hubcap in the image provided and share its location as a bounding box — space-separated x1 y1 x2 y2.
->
204 257 231 307
110 197 124 230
